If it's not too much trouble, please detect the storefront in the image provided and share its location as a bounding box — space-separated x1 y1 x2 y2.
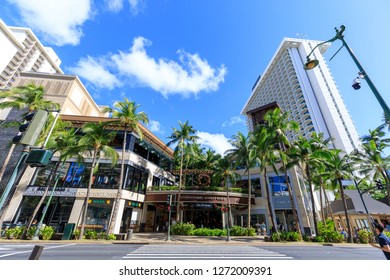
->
143 191 251 231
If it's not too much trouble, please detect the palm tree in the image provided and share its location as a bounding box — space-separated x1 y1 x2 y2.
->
22 125 82 238
0 84 59 182
212 156 240 240
263 108 302 237
250 125 279 234
167 121 199 222
357 127 390 205
225 131 255 228
77 122 119 239
318 149 354 243
102 98 149 234
288 133 330 236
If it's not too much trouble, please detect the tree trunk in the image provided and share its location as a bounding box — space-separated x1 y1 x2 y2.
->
283 164 302 238
263 171 277 234
247 170 251 228
21 161 60 239
176 141 184 223
306 165 318 236
79 150 97 240
338 178 353 243
108 127 127 234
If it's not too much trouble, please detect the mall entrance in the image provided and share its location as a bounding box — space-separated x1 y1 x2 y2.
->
183 203 222 228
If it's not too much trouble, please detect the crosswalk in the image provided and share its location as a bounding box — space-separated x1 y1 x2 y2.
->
123 245 293 260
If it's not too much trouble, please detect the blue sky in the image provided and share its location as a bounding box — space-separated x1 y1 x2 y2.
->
1 0 390 155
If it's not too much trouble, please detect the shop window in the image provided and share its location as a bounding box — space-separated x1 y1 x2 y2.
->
269 175 289 196
85 205 112 231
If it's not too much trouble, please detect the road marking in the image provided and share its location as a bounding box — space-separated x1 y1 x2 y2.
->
0 243 77 258
123 245 293 260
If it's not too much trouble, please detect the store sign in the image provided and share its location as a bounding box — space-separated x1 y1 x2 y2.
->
272 196 292 209
126 201 142 208
88 199 112 206
24 186 77 197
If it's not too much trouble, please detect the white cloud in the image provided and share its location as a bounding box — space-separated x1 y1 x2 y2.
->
111 36 227 98
9 0 93 46
222 115 245 127
148 120 163 134
104 0 144 14
105 0 124 12
68 56 121 90
128 0 145 15
196 132 234 156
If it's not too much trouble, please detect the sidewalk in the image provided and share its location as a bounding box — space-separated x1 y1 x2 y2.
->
113 232 369 247
114 232 268 245
0 232 370 247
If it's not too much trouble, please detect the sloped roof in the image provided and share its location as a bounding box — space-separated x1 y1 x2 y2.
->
341 190 390 214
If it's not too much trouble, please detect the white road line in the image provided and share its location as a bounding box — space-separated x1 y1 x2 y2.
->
0 243 77 258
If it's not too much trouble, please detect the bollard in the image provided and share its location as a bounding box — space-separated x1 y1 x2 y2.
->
126 229 133 240
29 245 44 260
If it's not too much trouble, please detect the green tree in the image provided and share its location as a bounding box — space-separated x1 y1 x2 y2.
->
102 98 149 234
288 132 331 236
263 108 302 238
357 127 390 205
250 125 279 233
225 131 255 228
167 121 199 222
22 124 82 238
77 122 119 239
318 149 354 243
212 156 240 240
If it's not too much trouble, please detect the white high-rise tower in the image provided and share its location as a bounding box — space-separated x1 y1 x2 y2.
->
242 37 361 153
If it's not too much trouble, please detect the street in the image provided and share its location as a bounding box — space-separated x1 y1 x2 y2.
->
0 243 385 260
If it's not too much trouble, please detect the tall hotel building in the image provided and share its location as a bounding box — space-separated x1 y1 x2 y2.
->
0 18 62 90
237 38 362 235
242 37 361 153
0 19 65 192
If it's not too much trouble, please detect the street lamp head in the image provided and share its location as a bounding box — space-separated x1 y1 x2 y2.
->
303 58 319 70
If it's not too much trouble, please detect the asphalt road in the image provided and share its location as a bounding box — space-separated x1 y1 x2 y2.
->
0 243 386 260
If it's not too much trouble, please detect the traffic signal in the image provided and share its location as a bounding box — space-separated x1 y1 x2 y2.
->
166 194 172 205
25 149 53 167
12 110 49 146
375 180 384 190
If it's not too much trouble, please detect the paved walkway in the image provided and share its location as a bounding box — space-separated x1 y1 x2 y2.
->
0 232 370 246
118 232 267 245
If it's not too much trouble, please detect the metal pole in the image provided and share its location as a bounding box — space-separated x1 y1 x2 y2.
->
166 205 171 241
31 170 62 240
336 27 390 118
42 110 60 148
0 148 29 211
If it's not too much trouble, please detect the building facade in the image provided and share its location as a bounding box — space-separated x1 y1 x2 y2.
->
240 37 363 235
242 37 361 153
3 114 176 235
0 18 62 90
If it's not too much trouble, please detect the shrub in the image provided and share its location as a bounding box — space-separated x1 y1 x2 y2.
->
40 226 55 240
192 228 216 236
317 219 344 243
73 229 80 239
358 229 373 244
170 223 196 235
270 232 282 242
4 226 24 239
26 226 37 239
85 229 98 239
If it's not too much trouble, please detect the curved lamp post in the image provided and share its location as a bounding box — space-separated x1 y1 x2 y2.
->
304 25 390 119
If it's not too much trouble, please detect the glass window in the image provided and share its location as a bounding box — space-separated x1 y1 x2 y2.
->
85 205 111 231
269 175 289 196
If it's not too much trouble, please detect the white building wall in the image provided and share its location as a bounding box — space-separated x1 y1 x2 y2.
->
242 37 361 154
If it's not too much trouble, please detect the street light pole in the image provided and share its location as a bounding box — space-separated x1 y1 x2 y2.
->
304 25 390 119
